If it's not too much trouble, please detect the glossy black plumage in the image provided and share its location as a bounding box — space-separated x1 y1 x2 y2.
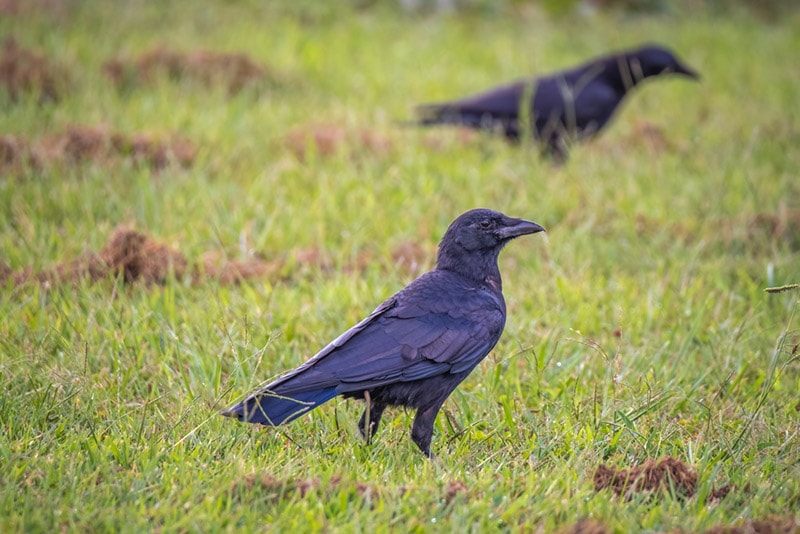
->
416 44 698 160
222 208 545 456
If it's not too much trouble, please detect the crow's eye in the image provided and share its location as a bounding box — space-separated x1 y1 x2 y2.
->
479 220 491 229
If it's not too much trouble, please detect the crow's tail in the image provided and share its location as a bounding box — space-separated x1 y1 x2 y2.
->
414 104 490 130
415 103 458 126
221 387 338 426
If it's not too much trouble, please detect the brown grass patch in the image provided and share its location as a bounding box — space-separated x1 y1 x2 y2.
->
701 517 800 534
103 47 280 95
283 123 394 161
0 37 68 102
593 457 698 499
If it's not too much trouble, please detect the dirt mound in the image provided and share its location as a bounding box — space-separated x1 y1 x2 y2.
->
103 47 279 95
0 37 68 102
702 517 800 534
1 125 196 173
288 242 430 277
5 227 187 286
560 516 799 534
199 251 282 285
0 0 70 18
390 240 429 274
707 205 800 251
748 209 800 246
41 125 198 170
2 227 433 290
0 134 37 173
283 123 394 161
231 474 372 502
3 227 276 288
594 457 699 500
0 260 13 283
621 121 674 154
561 518 610 534
593 457 738 503
444 480 469 504
100 226 189 283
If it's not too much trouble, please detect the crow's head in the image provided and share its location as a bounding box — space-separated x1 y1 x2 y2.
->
436 208 544 281
629 45 699 81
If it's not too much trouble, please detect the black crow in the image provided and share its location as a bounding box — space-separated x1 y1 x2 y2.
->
416 44 699 160
222 208 545 457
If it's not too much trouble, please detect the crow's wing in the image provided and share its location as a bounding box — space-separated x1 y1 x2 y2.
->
417 79 533 125
534 62 623 137
259 271 506 397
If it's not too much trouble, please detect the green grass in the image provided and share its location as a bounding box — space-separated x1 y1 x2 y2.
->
2 1 799 532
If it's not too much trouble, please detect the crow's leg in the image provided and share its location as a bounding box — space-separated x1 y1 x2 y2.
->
358 393 386 444
411 401 445 458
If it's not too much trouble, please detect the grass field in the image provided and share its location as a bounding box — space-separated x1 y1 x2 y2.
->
1 1 799 532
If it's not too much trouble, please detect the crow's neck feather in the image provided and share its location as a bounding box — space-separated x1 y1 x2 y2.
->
435 245 504 288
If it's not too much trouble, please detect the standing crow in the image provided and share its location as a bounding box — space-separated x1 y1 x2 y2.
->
416 44 699 160
222 208 545 457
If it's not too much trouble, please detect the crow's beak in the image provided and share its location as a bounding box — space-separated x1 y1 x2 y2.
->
675 62 700 80
499 218 545 239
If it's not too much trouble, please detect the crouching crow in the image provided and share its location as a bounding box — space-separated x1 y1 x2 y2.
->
222 208 545 457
